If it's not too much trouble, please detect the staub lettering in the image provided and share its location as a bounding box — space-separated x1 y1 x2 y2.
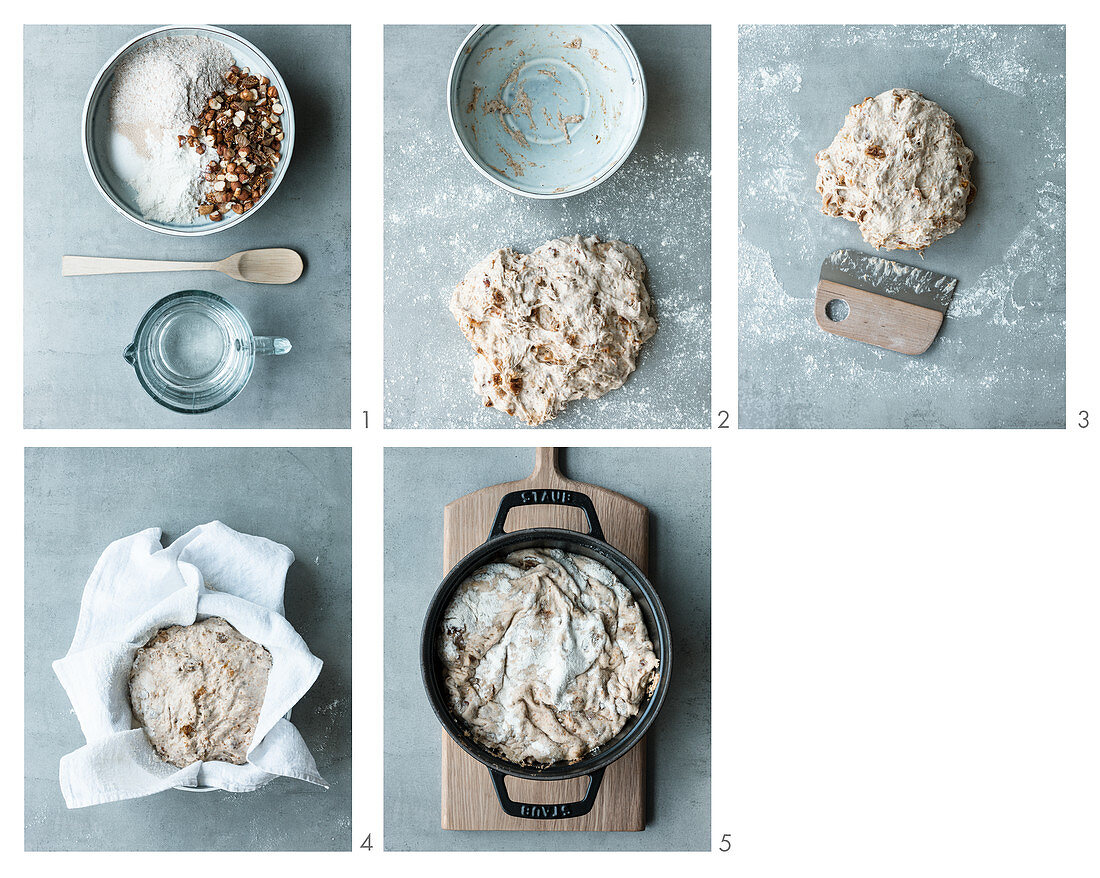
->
519 489 574 505
518 803 574 818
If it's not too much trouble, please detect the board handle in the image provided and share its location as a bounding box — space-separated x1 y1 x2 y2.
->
487 766 605 820
531 446 560 480
488 489 606 542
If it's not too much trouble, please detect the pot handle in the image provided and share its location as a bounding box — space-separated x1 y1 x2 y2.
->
488 489 606 542
488 766 605 820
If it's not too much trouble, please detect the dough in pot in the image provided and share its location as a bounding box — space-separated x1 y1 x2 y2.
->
815 88 976 251
438 548 660 765
450 235 657 426
129 616 272 768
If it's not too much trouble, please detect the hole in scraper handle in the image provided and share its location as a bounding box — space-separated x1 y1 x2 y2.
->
825 298 850 322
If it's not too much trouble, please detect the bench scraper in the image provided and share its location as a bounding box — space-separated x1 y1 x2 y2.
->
815 248 958 355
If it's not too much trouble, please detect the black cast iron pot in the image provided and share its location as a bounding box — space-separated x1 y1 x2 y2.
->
421 488 672 820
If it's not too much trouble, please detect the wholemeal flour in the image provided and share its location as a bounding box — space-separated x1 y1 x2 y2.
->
109 36 232 224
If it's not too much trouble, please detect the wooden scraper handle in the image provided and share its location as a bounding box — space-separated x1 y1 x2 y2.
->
815 278 944 356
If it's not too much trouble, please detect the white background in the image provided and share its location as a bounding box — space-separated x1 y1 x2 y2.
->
7 1 1097 874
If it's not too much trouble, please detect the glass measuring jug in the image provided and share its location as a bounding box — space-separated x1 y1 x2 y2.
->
124 290 291 414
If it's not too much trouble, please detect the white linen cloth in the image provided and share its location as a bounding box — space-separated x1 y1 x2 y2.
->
53 521 328 808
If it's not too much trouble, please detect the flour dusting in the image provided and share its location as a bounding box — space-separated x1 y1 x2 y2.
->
950 181 1065 328
385 129 710 429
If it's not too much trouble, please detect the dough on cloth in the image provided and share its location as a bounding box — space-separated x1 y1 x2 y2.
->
438 548 659 765
815 88 976 251
129 616 272 768
450 234 657 425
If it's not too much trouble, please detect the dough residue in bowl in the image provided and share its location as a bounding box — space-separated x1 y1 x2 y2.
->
450 235 657 426
129 616 272 768
438 548 659 765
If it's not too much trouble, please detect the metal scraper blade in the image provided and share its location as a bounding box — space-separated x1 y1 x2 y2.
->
819 249 958 314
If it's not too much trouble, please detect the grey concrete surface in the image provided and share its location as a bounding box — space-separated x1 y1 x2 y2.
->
24 25 351 428
25 447 352 851
739 25 1065 428
384 26 712 429
383 447 711 850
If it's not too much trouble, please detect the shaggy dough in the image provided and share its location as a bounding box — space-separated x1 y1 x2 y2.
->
438 548 659 765
129 616 272 768
815 88 976 251
450 235 657 425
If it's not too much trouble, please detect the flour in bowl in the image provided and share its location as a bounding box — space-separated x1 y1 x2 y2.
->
108 36 233 224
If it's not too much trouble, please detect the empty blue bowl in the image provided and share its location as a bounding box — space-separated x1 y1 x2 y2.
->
447 25 646 198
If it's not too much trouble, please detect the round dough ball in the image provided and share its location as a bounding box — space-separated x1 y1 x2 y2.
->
815 88 976 251
129 616 272 768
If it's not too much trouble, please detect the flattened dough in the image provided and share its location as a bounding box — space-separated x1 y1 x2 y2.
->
450 234 657 426
129 616 272 768
815 88 976 251
438 548 659 765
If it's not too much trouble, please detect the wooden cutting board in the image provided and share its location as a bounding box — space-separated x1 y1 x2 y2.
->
440 446 649 831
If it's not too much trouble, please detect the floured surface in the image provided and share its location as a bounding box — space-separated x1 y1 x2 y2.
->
384 25 711 429
439 548 659 765
739 25 1065 428
130 616 272 768
450 235 657 425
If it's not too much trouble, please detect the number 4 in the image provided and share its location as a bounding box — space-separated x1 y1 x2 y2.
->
360 834 373 850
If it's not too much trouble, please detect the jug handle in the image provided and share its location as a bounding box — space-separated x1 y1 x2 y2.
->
252 336 292 356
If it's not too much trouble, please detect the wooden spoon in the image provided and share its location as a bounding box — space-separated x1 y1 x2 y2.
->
61 248 304 285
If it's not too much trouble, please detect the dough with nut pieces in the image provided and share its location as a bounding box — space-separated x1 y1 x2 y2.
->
815 88 976 251
450 234 657 426
129 616 272 768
